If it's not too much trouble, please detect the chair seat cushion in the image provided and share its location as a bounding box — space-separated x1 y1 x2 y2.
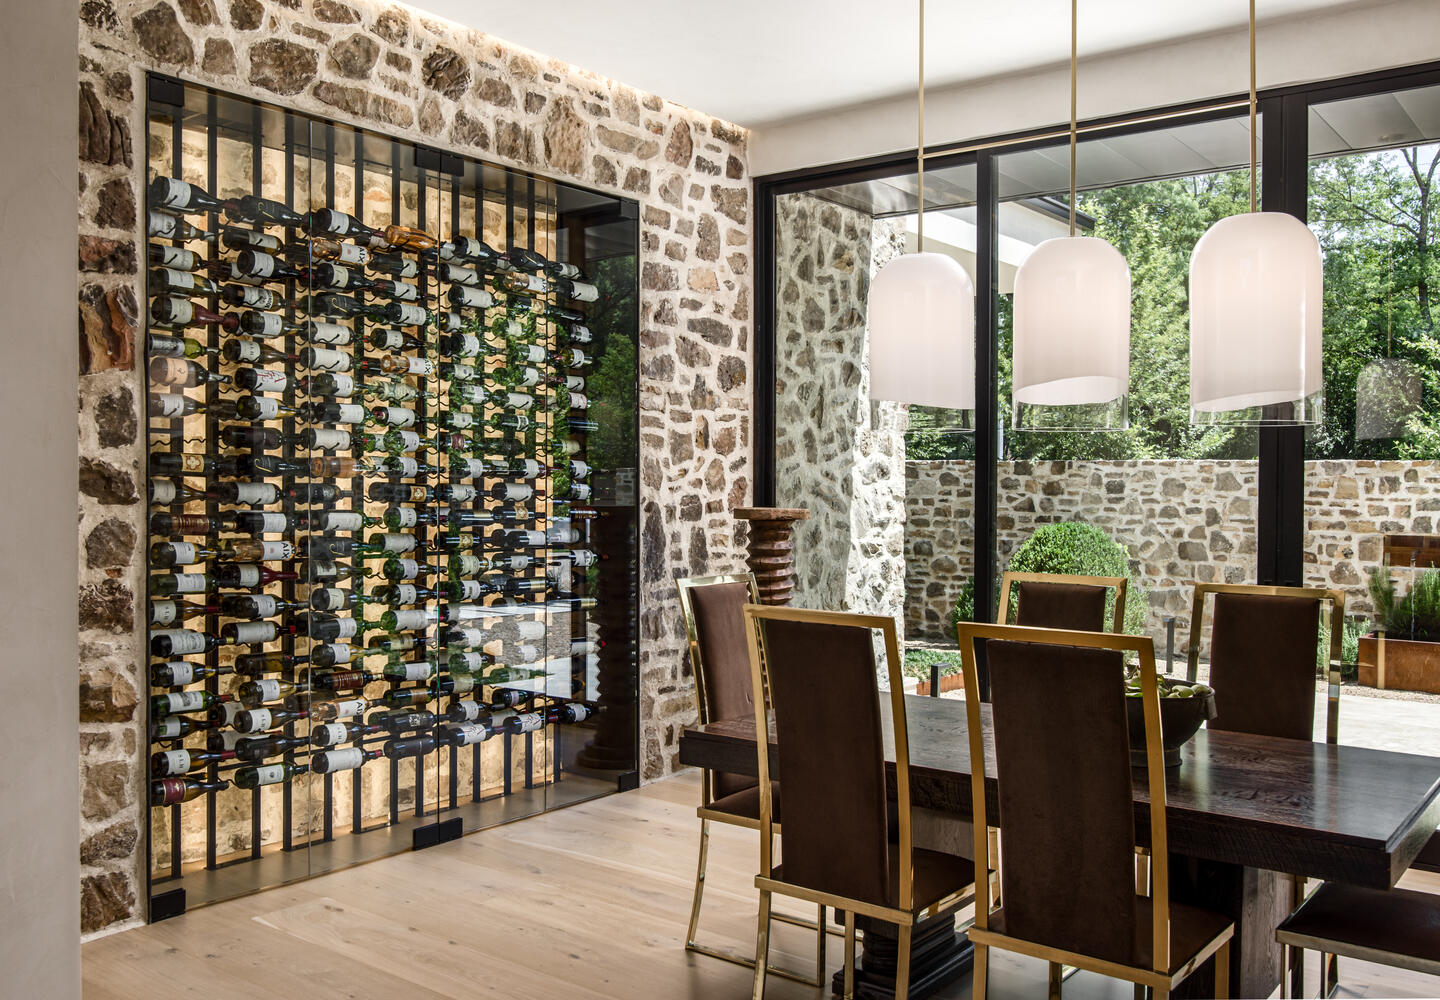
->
706 782 780 823
987 896 1231 974
772 847 974 913
1278 881 1440 969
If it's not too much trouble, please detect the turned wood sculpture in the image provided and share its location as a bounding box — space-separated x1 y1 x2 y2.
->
732 507 810 606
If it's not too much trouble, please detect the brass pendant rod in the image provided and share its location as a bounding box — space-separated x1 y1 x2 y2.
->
1249 0 1258 213
917 0 926 249
1069 0 1078 238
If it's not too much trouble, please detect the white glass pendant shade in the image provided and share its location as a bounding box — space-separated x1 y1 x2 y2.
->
1189 212 1323 425
1012 236 1131 430
1356 357 1422 440
867 251 976 412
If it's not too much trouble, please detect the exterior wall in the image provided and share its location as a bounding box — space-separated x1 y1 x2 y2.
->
77 0 752 936
905 459 1435 645
774 192 906 619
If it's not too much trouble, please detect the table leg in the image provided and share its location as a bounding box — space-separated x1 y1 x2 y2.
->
830 911 973 999
1168 855 1290 1000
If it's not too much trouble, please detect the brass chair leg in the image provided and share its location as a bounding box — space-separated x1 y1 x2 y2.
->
972 942 989 1000
752 889 772 1000
1289 877 1307 1000
684 818 710 949
895 923 913 999
1048 961 1062 1000
1215 940 1231 1000
843 911 857 999
1321 951 1338 998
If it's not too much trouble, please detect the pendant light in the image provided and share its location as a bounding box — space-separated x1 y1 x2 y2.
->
1189 0 1322 426
868 0 976 415
1011 0 1131 431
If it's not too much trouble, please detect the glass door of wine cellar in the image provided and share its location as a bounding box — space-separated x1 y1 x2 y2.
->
143 75 639 919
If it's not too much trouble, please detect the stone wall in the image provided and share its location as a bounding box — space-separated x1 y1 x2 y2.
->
905 459 1440 647
77 0 752 936
774 192 907 619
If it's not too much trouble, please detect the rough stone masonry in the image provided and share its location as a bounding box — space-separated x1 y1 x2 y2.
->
77 0 753 935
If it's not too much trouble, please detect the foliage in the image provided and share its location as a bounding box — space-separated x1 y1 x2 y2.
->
947 577 978 633
583 255 638 471
1368 566 1440 641
903 647 961 684
1005 521 1149 635
905 406 972 461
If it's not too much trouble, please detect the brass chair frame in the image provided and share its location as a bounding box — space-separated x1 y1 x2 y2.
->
675 573 829 987
1186 582 1347 997
1278 898 1440 998
957 622 1234 1000
745 604 975 1000
999 571 1129 633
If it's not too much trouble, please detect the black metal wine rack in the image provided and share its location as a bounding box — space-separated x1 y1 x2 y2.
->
142 75 639 920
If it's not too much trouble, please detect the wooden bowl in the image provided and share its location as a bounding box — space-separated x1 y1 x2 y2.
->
1126 691 1218 768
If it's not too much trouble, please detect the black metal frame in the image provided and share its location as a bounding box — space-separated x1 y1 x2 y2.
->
751 57 1440 608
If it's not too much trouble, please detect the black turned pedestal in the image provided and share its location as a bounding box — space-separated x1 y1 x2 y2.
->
830 912 973 999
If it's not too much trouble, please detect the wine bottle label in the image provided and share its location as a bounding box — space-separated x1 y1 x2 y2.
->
453 650 485 671
150 479 178 504
513 711 545 733
454 385 486 406
155 777 187 805
499 483 533 502
251 512 288 535
247 595 279 619
449 626 486 646
567 324 593 343
569 550 598 568
387 583 419 605
513 531 545 547
166 541 200 565
446 265 480 286
307 322 350 347
392 303 427 327
566 280 599 302
318 643 354 665
448 363 478 382
515 644 541 663
320 747 364 772
247 253 277 278
452 722 490 746
331 403 366 424
310 428 351 451
216 701 243 726
247 368 289 393
229 622 277 645
392 430 421 453
505 392 535 409
255 312 287 337
373 331 404 351
391 609 430 632
164 690 207 713
304 347 353 372
229 565 262 588
240 483 283 506
452 580 483 601
159 267 197 292
569 484 593 501
312 588 346 610
567 393 590 410
149 210 180 238
327 264 352 286
497 555 530 571
328 618 359 639
163 660 198 685
379 533 417 553
242 708 273 732
249 395 286 420
329 697 365 718
151 601 179 626
381 406 416 428
516 621 546 641
455 334 481 356
447 604 484 622
566 704 591 722
395 661 431 682
452 701 482 722
323 512 363 532
405 356 434 376
456 458 483 479
153 718 184 738
451 286 493 309
230 339 262 362
231 285 273 307
250 764 287 785
155 178 194 209
519 344 546 364
389 508 418 528
451 557 482 578
335 242 367 265
565 375 586 392
388 456 419 477
315 723 348 746
570 640 599 655
548 527 581 544
252 678 283 702
518 274 546 293
448 485 478 503
154 245 198 269
150 357 194 385
167 573 207 593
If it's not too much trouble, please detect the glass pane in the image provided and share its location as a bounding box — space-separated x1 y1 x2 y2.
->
990 118 1259 680
1306 81 1440 754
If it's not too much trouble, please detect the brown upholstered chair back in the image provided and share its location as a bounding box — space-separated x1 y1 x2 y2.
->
677 574 760 798
999 571 1128 634
1186 584 1345 744
761 615 890 905
958 623 1173 974
986 638 1139 965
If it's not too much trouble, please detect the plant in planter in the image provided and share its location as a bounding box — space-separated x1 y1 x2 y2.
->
1358 567 1440 692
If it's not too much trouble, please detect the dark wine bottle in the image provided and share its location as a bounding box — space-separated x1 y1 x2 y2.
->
150 177 226 215
150 776 228 806
150 746 234 777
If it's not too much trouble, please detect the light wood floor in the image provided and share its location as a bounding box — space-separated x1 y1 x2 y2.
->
84 772 1440 999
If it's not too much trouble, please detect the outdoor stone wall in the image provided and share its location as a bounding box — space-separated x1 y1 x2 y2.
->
905 459 1440 647
77 0 752 936
774 192 907 619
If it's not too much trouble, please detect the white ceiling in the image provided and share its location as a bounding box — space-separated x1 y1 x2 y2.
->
409 0 1368 127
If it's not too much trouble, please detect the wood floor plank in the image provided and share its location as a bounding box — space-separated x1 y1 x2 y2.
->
82 772 1440 1000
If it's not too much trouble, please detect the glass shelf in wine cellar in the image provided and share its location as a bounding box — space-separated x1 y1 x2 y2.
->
142 74 639 920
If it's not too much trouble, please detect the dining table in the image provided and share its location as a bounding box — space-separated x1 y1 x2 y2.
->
678 693 1440 1000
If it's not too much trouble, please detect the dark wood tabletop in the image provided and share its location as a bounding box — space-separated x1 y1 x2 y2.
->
678 693 1440 890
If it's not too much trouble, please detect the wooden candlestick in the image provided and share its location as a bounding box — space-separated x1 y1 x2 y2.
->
733 506 810 606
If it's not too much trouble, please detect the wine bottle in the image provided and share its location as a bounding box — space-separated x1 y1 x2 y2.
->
308 208 380 243
373 709 437 734
150 776 228 806
150 628 227 658
148 243 203 270
220 620 293 646
148 210 214 242
150 296 235 331
379 557 433 583
150 689 229 718
221 227 282 253
551 275 599 302
303 237 369 265
304 401 368 426
149 599 219 625
150 714 221 742
444 721 495 746
229 194 307 229
148 356 229 389
298 612 363 643
233 707 308 735
148 478 209 506
214 563 299 589
232 651 305 677
231 367 289 394
381 225 437 253
311 697 370 722
298 291 367 318
220 594 305 621
447 285 495 311
308 643 355 669
313 669 378 692
150 660 228 687
312 746 384 773
375 301 430 328
382 734 437 758
150 176 226 215
146 331 213 361
288 482 349 504
233 734 309 762
150 746 234 777
438 236 499 264
234 310 304 340
233 762 309 788
367 328 423 352
380 687 432 710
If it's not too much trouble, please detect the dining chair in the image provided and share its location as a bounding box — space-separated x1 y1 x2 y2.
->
1186 582 1345 996
675 573 828 987
999 570 1128 633
744 604 976 999
1277 882 1440 997
957 621 1235 1000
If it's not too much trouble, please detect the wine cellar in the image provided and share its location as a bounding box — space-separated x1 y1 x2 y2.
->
142 74 640 919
